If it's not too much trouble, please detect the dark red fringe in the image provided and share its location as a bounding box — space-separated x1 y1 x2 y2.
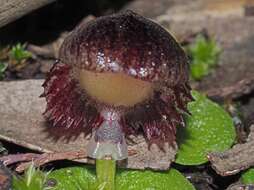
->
122 84 193 149
42 62 193 147
42 62 101 141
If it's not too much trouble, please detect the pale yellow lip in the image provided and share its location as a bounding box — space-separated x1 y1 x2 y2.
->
78 69 153 107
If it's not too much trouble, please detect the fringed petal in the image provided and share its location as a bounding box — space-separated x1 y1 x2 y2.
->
42 62 100 141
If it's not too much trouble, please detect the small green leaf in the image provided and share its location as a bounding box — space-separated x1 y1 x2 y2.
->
12 164 49 190
241 168 254 185
0 62 8 80
47 166 96 190
9 43 32 62
175 90 236 165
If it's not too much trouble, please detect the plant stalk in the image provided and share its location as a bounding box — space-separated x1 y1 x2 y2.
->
96 159 116 190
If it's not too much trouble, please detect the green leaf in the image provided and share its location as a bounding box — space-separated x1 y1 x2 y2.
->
0 62 8 80
9 43 32 62
47 166 96 190
187 35 221 80
241 168 254 185
47 166 195 190
175 90 236 165
116 168 195 190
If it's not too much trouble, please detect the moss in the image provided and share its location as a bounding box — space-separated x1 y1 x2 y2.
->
187 35 221 80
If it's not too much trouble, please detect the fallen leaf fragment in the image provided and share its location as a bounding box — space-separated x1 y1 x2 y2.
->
208 125 254 176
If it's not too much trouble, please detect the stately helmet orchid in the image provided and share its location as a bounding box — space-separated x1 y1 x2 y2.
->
42 10 192 160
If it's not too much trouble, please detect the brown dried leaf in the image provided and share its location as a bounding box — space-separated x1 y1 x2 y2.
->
226 183 254 190
0 80 177 170
208 125 254 176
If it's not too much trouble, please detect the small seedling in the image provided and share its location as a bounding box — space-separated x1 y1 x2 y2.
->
187 35 221 80
0 62 8 80
12 164 50 190
9 43 32 63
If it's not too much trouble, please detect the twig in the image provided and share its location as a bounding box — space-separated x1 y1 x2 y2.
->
0 153 40 166
0 151 88 173
0 0 56 28
226 183 254 190
206 75 254 100
27 44 55 59
16 151 87 172
208 125 254 176
0 134 53 154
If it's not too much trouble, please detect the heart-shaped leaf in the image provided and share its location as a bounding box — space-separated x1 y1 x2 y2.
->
175 91 236 165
